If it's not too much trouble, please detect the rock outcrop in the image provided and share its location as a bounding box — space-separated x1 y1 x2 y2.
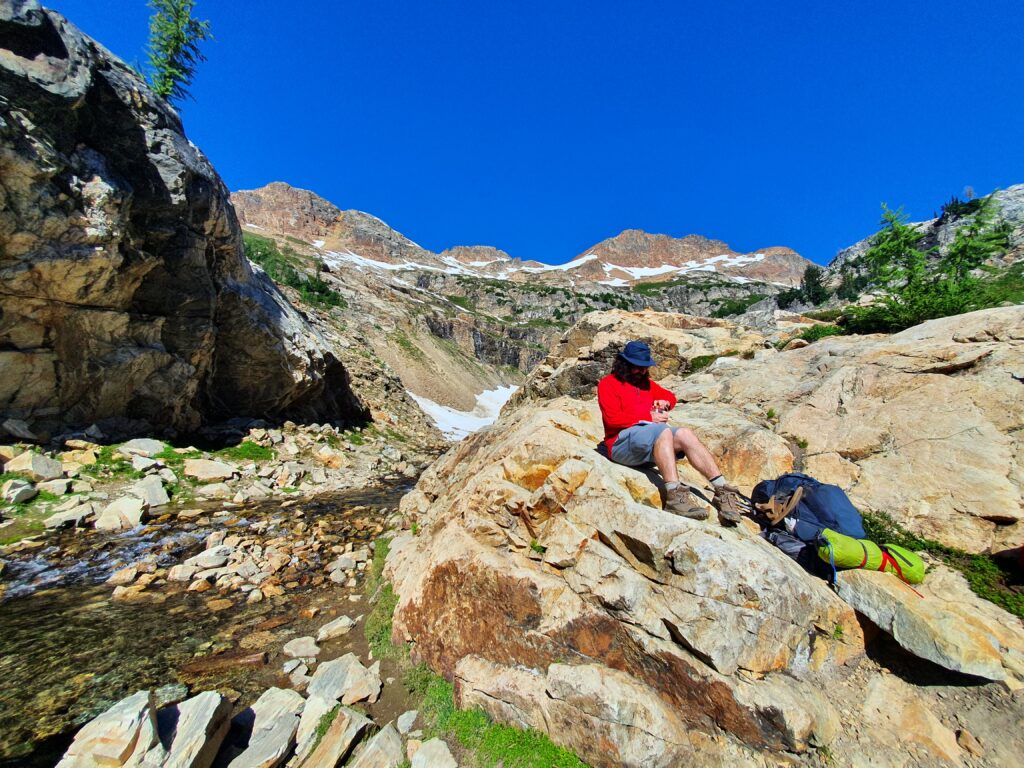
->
386 308 1024 767
0 3 367 439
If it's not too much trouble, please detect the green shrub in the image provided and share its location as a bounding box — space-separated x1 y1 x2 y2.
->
711 293 767 318
844 198 1011 334
243 233 347 309
797 324 846 343
214 441 274 462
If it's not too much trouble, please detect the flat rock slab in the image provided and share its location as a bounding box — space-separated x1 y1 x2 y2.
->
837 569 1005 680
348 723 403 768
120 438 167 457
158 690 232 768
44 504 94 529
185 545 234 569
95 496 148 531
56 690 159 767
185 459 239 483
307 653 382 705
295 706 372 768
132 475 170 507
292 695 336 764
37 478 72 495
396 710 418 735
283 636 320 659
227 687 304 768
4 451 63 481
316 615 355 642
410 738 456 768
2 478 37 504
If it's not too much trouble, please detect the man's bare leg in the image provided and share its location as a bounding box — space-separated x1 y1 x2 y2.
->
672 428 743 524
672 428 721 480
654 429 706 518
653 427 680 482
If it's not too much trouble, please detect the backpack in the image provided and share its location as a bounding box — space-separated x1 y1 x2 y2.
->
751 472 866 542
753 473 926 585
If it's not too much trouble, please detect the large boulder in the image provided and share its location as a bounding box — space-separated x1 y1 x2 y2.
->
673 305 1024 554
387 308 1024 767
0 2 368 437
388 398 864 766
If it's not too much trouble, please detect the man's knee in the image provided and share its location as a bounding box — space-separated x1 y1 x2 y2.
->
656 426 674 445
674 427 697 446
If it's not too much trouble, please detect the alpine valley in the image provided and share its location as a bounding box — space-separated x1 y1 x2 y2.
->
2 5 1023 768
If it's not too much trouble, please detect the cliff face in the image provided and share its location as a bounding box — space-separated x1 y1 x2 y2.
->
0 3 367 439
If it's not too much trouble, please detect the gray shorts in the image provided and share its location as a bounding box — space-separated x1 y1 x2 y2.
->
610 422 681 466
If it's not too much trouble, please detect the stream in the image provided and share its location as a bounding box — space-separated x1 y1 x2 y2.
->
0 482 411 767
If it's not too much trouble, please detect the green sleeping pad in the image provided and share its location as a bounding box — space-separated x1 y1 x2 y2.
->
817 527 926 584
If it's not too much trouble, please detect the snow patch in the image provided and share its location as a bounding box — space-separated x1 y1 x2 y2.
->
311 239 325 249
521 253 598 273
408 385 518 441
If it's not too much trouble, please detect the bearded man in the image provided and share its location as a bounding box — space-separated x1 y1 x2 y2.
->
596 340 744 523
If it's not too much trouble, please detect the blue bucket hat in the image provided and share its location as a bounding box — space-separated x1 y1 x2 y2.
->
619 340 656 367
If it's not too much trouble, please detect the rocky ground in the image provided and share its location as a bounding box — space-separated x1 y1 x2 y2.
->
0 418 438 553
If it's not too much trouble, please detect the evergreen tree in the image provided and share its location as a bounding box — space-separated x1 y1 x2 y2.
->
845 198 1011 333
800 265 830 305
146 0 212 103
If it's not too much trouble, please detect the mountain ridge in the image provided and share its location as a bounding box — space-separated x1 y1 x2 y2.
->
231 182 812 288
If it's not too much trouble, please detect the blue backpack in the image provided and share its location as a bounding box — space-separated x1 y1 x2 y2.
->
751 473 866 542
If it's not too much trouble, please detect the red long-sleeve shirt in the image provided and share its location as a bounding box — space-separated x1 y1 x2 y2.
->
597 374 677 454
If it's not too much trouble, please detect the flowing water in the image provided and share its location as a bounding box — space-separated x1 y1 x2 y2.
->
0 483 410 767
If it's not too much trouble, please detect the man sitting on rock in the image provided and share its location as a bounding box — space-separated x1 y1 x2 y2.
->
597 340 744 523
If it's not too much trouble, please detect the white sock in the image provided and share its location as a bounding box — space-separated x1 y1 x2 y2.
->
665 481 679 490
711 475 727 488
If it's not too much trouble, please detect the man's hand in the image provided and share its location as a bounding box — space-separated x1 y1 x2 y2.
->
650 408 670 423
653 399 671 412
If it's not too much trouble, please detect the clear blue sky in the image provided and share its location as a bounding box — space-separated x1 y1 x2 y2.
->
48 1 1024 265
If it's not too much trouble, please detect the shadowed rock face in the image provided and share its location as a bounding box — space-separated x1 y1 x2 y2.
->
0 3 367 437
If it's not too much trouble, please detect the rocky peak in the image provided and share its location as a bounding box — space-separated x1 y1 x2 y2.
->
230 181 342 239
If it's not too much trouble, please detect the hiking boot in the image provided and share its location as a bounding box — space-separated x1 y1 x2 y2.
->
664 485 708 520
711 483 745 526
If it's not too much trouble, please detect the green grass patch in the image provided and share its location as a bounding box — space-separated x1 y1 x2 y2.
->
862 511 1024 618
391 330 425 360
365 537 391 594
311 704 341 753
153 447 203 467
364 582 403 659
445 294 476 311
81 445 145 481
345 430 365 446
214 441 275 462
687 350 737 373
410 666 588 767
